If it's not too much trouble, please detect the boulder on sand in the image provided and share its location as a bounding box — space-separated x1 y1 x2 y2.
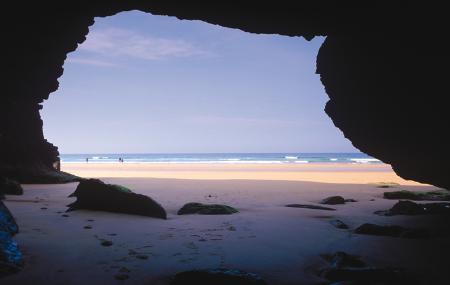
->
320 196 346 205
0 201 23 277
383 190 450 201
178 202 238 215
0 177 23 197
330 219 349 229
171 268 267 285
354 223 429 239
375 200 450 216
320 251 403 283
67 179 166 219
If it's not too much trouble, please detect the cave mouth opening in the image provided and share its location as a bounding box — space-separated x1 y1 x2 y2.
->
41 10 360 169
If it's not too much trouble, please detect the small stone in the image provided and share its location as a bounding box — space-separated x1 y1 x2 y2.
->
114 273 129 280
330 219 349 229
177 202 238 215
321 196 346 205
101 240 113 247
136 254 148 260
61 214 69 217
84 225 92 229
119 267 130 273
40 207 48 210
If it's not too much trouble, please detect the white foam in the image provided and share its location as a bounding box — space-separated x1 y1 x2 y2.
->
285 156 298 160
349 158 381 163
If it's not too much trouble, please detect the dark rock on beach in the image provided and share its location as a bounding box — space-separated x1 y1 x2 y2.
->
323 252 366 269
320 251 403 284
383 190 450 201
101 240 113 247
0 201 23 277
322 267 402 283
375 200 450 216
178 202 238 215
171 268 268 285
330 219 349 229
0 202 18 235
114 273 129 280
286 204 336 211
321 196 346 205
67 179 167 219
354 223 429 239
0 177 23 197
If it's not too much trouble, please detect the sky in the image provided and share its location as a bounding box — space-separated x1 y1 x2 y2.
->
41 11 357 154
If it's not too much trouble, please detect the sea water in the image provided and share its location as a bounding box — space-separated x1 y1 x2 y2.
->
60 153 381 164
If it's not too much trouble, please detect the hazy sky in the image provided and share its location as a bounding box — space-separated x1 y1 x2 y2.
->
41 11 357 154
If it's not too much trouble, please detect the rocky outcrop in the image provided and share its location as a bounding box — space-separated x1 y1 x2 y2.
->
375 200 450 216
383 190 450 201
67 179 167 219
177 202 238 215
0 201 23 277
354 223 430 239
0 178 23 197
319 252 404 283
1 3 449 188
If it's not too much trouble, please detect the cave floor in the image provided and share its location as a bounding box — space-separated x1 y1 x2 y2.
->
2 178 449 285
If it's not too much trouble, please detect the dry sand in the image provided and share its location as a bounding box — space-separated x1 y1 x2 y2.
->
2 163 449 284
62 162 423 185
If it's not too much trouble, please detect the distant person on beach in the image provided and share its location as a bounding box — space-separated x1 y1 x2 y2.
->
86 158 89 163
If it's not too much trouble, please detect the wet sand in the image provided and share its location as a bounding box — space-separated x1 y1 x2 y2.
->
2 164 449 284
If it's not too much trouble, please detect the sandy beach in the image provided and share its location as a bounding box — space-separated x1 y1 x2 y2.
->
3 163 449 284
61 162 423 185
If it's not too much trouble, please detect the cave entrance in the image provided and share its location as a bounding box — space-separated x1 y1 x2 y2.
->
41 10 358 169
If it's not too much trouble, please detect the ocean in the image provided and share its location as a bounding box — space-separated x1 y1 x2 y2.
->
60 153 381 164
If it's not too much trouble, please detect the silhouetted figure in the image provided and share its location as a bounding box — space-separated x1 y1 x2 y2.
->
86 158 89 163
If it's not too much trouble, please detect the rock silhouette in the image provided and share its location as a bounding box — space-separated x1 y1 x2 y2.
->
67 179 167 219
0 178 23 197
178 202 238 215
383 190 450 201
354 223 430 239
0 201 23 276
375 200 450 216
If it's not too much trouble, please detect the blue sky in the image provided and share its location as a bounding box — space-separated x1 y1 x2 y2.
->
41 11 357 154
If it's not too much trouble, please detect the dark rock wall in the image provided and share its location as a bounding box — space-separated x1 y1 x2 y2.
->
1 2 448 188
